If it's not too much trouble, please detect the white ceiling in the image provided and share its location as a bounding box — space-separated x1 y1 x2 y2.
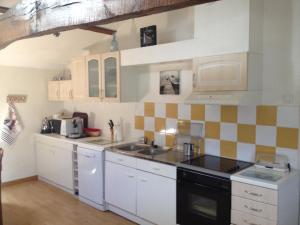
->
0 29 109 69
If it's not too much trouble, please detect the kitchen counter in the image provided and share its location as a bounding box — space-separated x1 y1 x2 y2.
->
35 133 135 151
107 144 198 166
231 165 300 189
35 133 198 165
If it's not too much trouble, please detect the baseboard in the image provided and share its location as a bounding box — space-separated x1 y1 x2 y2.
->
2 175 38 187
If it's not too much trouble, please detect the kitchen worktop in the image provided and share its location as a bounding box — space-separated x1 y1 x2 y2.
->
35 133 135 151
35 133 197 166
231 165 300 190
107 144 198 166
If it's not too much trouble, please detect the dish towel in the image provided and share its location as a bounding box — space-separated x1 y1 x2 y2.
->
0 102 22 146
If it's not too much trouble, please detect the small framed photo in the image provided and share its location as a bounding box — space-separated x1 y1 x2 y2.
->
160 70 180 95
140 25 157 47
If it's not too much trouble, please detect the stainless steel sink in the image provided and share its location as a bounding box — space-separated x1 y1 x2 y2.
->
138 148 168 156
117 144 149 152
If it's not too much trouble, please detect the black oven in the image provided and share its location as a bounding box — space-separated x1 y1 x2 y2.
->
177 167 231 225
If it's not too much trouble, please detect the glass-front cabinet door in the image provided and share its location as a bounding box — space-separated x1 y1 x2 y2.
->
86 55 102 100
101 51 120 102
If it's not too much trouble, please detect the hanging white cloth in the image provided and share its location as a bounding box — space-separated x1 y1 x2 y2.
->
0 102 22 146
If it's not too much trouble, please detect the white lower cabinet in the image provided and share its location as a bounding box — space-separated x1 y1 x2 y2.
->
105 152 176 225
78 147 104 206
105 161 137 214
36 138 73 191
137 170 176 225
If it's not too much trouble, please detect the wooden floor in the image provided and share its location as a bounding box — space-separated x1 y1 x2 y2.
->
2 180 136 225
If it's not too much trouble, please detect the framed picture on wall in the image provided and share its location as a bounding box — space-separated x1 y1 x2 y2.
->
160 70 180 95
140 25 157 47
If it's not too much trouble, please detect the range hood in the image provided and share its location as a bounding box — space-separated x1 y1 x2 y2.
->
185 91 262 105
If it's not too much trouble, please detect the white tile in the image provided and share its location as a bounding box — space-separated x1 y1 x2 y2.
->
177 136 192 149
166 118 178 134
154 132 166 147
256 125 276 147
133 130 145 139
238 105 256 124
205 139 220 156
144 117 155 131
237 143 256 162
276 148 299 169
178 103 191 120
155 103 166 118
190 122 204 138
220 123 237 141
277 106 299 128
205 105 220 122
136 103 144 116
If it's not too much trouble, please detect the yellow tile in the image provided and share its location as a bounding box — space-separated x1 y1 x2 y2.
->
135 116 144 130
237 124 256 144
166 103 178 119
155 118 166 133
166 134 175 147
177 120 191 136
205 122 220 139
144 131 154 143
221 106 237 123
191 104 205 121
256 106 277 126
256 145 276 155
220 140 237 159
144 102 155 117
277 127 299 149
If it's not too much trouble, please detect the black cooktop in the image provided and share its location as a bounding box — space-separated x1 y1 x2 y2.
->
181 155 253 175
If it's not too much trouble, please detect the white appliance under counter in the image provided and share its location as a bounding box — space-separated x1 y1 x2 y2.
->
230 166 300 225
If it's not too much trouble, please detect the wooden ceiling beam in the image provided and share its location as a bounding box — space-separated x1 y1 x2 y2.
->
0 6 9 13
0 0 219 50
79 26 116 35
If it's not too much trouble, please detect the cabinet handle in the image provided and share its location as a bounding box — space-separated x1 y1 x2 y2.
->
99 89 104 100
153 167 160 171
56 89 59 97
117 158 123 162
244 190 263 197
140 178 147 182
243 219 261 225
244 205 262 213
193 73 197 89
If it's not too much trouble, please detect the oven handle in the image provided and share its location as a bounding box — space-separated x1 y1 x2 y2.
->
179 179 230 193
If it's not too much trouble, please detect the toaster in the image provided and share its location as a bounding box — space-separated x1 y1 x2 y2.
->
51 118 84 136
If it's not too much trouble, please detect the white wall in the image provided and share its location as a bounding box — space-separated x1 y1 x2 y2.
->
0 66 63 182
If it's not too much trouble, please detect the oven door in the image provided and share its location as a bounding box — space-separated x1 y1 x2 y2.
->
177 178 231 225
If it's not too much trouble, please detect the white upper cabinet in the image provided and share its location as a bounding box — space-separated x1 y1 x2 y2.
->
59 80 73 101
48 80 73 101
48 81 60 101
86 55 102 100
70 57 86 100
193 53 248 92
101 51 120 102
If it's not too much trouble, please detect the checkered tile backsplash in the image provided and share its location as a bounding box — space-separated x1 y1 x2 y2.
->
135 102 300 168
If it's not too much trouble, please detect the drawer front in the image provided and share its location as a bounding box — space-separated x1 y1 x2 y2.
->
105 151 136 168
231 209 277 225
232 196 277 221
232 181 278 205
136 158 176 179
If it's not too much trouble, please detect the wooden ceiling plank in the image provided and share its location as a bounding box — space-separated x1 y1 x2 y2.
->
0 6 9 13
79 26 116 35
0 0 219 50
